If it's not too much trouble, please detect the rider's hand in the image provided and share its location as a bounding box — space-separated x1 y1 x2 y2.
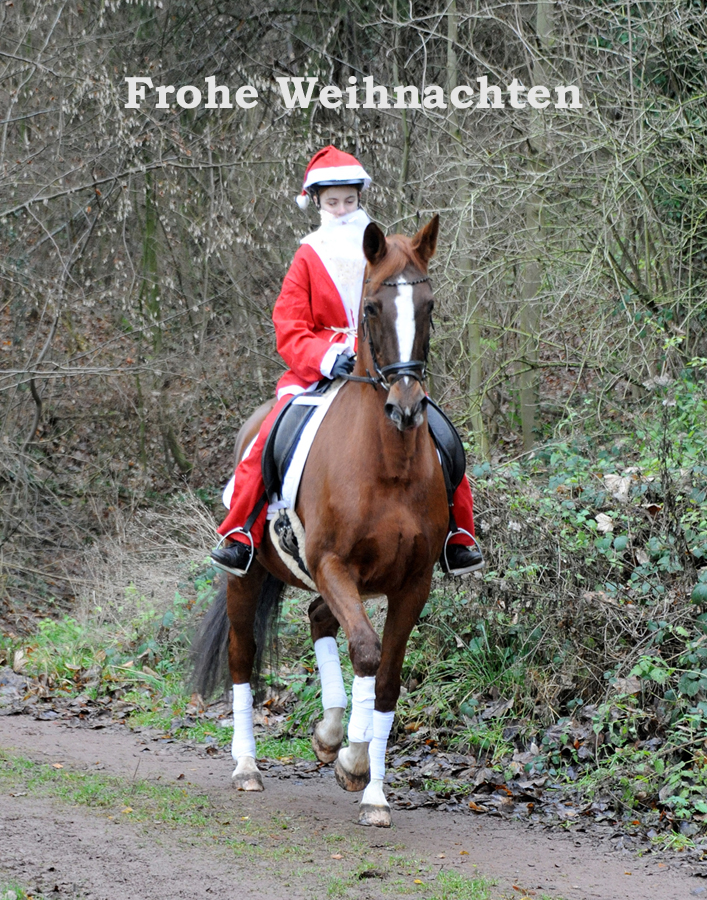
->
330 354 355 378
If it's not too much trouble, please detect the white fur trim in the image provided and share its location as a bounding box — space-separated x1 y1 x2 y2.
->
222 434 257 508
276 384 307 400
320 343 349 378
222 473 235 509
296 192 310 209
303 164 371 191
314 637 348 710
368 709 394 781
348 675 375 743
231 683 256 761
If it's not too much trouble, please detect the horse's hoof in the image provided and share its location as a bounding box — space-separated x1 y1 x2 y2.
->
334 757 369 792
312 710 344 764
358 804 392 827
232 769 264 792
312 731 341 764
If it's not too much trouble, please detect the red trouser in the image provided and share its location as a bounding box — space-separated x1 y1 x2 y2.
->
218 396 476 547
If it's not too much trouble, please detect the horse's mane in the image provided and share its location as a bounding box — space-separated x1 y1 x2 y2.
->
366 234 428 292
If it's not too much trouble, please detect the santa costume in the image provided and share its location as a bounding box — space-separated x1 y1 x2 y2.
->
212 145 482 575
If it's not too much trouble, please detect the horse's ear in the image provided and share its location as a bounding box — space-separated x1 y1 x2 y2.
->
411 214 439 265
363 222 387 265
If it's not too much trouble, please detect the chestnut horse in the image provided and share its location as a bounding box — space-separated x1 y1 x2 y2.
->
192 216 448 827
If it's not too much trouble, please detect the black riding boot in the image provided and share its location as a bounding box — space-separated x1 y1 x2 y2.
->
211 537 254 576
440 538 484 576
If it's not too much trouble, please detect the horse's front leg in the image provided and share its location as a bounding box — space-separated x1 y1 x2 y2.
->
308 595 347 763
358 581 432 827
226 565 268 791
313 554 381 793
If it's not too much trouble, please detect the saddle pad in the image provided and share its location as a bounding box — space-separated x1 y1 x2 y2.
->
264 379 345 517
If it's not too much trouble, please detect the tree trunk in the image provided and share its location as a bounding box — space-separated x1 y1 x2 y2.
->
448 0 489 458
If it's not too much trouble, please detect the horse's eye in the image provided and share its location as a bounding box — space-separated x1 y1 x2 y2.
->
364 302 378 317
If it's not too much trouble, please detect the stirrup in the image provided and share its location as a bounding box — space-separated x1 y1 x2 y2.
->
212 527 255 575
441 528 484 575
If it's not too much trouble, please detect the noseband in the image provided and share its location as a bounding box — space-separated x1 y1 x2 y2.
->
343 275 432 391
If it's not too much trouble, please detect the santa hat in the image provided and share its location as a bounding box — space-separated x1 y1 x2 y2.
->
296 145 371 210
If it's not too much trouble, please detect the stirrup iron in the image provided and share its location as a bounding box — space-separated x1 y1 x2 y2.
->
442 528 483 574
213 527 255 575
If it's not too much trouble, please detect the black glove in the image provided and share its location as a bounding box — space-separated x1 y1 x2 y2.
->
330 353 355 378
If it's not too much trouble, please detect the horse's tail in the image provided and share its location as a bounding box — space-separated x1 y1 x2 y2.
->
189 573 286 702
190 576 231 700
252 573 286 703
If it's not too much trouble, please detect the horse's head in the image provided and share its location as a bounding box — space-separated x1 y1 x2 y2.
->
358 215 439 432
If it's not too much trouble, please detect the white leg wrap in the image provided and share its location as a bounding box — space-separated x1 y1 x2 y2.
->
347 675 375 743
231 682 256 761
314 637 348 711
368 709 394 782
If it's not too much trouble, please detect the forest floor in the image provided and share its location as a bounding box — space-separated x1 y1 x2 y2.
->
1 713 705 900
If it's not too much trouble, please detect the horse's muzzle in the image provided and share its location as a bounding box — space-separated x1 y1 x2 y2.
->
384 383 427 432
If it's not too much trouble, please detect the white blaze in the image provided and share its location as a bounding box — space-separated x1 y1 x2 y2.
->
394 279 415 362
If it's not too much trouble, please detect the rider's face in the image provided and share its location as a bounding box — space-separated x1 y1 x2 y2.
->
317 185 360 217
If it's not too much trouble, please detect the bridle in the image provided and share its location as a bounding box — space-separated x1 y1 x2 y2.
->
342 274 433 391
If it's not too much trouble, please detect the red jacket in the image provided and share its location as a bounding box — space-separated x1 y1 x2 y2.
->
272 244 357 398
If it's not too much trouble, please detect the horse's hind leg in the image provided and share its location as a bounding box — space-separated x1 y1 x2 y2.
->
227 566 267 791
309 595 347 764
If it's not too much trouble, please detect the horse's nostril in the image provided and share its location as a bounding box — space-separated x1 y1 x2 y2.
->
385 400 425 432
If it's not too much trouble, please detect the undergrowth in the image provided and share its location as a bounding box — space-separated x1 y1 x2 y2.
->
2 369 707 835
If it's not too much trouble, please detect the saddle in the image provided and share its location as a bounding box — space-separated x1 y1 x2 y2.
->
426 399 466 504
262 379 334 501
262 387 465 506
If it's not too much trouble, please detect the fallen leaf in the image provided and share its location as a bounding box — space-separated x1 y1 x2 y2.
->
603 474 632 503
413 879 424 885
122 806 133 814
52 763 63 769
596 513 614 534
331 853 343 860
612 676 641 696
460 850 469 855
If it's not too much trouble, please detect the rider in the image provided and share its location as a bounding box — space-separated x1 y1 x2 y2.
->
211 145 483 577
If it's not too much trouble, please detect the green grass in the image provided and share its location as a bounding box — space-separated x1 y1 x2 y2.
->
0 751 218 830
382 865 496 899
0 885 35 900
256 734 315 760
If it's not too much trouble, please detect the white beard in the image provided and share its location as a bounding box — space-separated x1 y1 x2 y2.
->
300 208 370 349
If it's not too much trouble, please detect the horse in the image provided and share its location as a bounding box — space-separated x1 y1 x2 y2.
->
191 215 449 828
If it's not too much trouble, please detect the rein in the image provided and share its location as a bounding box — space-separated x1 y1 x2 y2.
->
342 275 432 391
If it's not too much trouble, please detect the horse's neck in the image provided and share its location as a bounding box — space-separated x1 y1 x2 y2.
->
362 388 431 482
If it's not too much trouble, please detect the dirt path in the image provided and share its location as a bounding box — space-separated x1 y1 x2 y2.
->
0 716 702 900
